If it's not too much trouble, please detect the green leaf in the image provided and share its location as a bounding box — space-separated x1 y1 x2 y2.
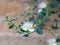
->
56 38 60 42
6 16 8 19
26 12 31 16
9 24 14 29
51 25 59 30
48 11 52 16
38 13 45 19
56 0 60 3
38 24 45 29
54 19 58 22
33 0 37 2
41 8 47 16
34 20 39 24
51 11 55 14
6 16 9 21
49 0 58 8
58 14 60 18
39 19 44 24
35 27 43 35
18 24 21 27
26 30 30 33
28 16 34 21
21 22 24 25
20 28 26 32
41 12 46 16
23 34 29 37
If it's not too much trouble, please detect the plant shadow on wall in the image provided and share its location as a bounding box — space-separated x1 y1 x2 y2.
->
5 0 60 37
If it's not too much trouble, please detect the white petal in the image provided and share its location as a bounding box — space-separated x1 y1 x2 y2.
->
38 9 42 13
52 43 57 45
29 29 34 32
21 26 27 31
48 43 57 45
21 22 34 31
47 39 56 43
38 2 47 9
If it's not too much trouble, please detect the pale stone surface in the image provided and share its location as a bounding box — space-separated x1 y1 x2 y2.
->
0 0 25 16
0 30 59 45
0 32 47 45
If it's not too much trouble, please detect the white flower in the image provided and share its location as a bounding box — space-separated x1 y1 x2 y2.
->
47 38 57 45
47 39 56 43
29 29 34 32
38 2 47 9
38 9 42 13
21 22 34 32
49 43 57 45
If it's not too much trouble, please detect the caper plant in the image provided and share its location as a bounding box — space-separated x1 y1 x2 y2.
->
6 0 60 37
